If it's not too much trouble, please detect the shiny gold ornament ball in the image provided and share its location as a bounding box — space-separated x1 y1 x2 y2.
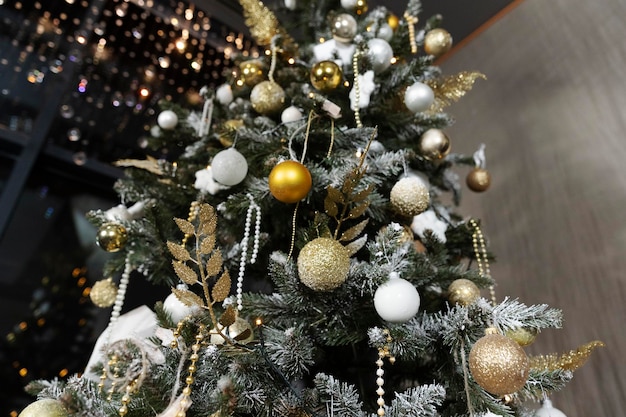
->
469 331 530 395
418 129 451 161
268 160 312 203
240 60 264 86
96 223 128 252
390 177 430 217
210 317 254 344
310 61 343 92
250 81 285 115
90 278 118 307
447 278 480 306
297 237 350 291
18 399 68 417
505 327 538 347
387 13 399 31
466 167 491 192
354 0 368 15
423 28 453 56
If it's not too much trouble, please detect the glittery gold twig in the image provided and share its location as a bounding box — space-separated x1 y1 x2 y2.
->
238 0 297 54
529 340 605 372
426 71 487 113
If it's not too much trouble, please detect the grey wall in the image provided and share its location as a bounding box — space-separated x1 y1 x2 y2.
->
440 0 626 415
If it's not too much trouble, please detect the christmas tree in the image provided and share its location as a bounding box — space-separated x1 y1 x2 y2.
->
21 1 602 416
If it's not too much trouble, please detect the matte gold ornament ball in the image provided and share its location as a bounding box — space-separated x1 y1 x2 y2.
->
297 237 350 291
390 177 430 217
419 128 451 161
469 330 530 395
240 60 264 86
268 160 312 203
18 399 68 417
447 278 480 306
423 28 453 56
310 60 343 92
96 222 128 252
466 167 491 192
90 278 118 308
250 81 285 115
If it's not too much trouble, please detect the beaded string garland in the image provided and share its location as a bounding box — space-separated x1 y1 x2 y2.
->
237 193 261 311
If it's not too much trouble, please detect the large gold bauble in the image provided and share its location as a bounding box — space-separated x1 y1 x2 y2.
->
96 223 128 252
18 399 68 417
447 278 480 306
418 129 451 161
505 327 538 347
423 28 453 56
310 61 343 92
469 330 530 396
268 160 312 203
390 177 430 217
250 81 285 115
90 278 118 308
466 167 491 192
297 237 350 291
210 317 254 345
240 60 265 87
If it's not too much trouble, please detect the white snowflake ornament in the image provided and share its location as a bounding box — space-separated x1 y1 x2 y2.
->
411 209 448 243
349 70 376 110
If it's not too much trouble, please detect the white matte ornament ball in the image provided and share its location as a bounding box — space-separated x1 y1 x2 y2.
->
340 0 358 9
284 0 297 10
211 148 248 186
163 291 200 323
367 38 393 73
216 84 234 105
157 110 178 130
281 106 303 124
377 24 394 42
404 82 435 113
374 275 420 323
534 399 567 417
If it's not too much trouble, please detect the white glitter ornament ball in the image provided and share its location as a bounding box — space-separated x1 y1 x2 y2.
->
367 38 393 73
216 83 234 105
404 82 435 113
163 291 200 323
390 176 430 217
374 273 420 323
534 399 567 417
157 110 178 130
211 148 248 186
281 105 303 124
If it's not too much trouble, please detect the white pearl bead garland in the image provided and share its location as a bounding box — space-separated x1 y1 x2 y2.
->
103 251 133 342
236 194 261 311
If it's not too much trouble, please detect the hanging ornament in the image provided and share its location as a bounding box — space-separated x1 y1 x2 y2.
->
418 128 451 161
469 328 530 395
390 176 430 217
216 83 234 105
18 399 68 417
210 316 254 344
506 327 539 347
374 272 421 323
211 148 249 186
467 167 491 192
340 0 358 9
219 119 244 147
534 399 568 417
163 287 201 324
281 105 303 124
447 278 480 306
297 237 350 291
310 60 343 92
354 0 368 15
404 81 435 113
377 23 393 42
268 160 312 203
284 0 297 10
424 28 453 57
96 222 128 252
157 109 178 130
332 13 358 44
387 13 399 31
250 80 285 115
240 60 265 87
367 38 393 73
90 278 118 308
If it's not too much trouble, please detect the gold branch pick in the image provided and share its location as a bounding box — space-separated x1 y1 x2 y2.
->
529 340 605 372
426 71 487 113
238 0 297 56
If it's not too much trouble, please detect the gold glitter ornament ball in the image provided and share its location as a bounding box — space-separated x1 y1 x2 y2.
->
419 129 451 161
96 223 128 252
447 278 480 306
90 278 118 307
466 167 491 192
268 160 312 203
423 28 453 56
469 330 530 395
250 81 285 115
240 60 264 86
310 60 343 92
18 399 68 417
505 327 538 347
390 177 430 217
297 237 350 291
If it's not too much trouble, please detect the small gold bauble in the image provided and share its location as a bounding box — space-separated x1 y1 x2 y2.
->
466 167 491 192
90 278 118 308
390 177 430 217
505 327 538 347
447 278 480 306
96 223 128 252
219 119 244 147
354 0 368 15
469 331 530 395
418 129 451 161
387 13 399 31
423 28 453 56
310 61 343 92
210 317 254 344
297 237 350 291
240 60 265 86
18 399 68 417
268 160 312 203
250 81 285 115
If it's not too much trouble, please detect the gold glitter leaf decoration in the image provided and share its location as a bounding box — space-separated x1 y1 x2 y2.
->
211 270 231 303
426 71 487 113
174 218 195 236
529 340 605 372
173 260 198 285
199 235 216 255
234 328 252 342
219 305 236 327
238 0 297 52
326 186 346 204
114 156 163 175
205 249 223 278
349 201 370 219
167 241 191 262
352 184 374 202
339 219 369 243
198 204 217 236
172 286 204 308
324 199 339 218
